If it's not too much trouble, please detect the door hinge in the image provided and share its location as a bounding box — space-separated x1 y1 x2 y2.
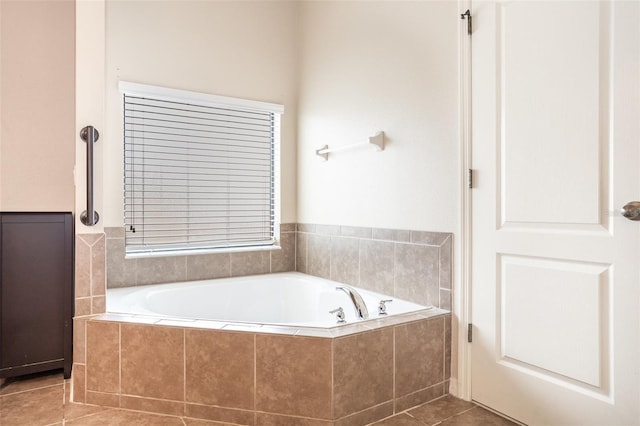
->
468 323 473 343
461 9 472 35
467 168 474 189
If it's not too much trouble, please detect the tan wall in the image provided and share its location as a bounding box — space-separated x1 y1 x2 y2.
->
0 1 458 228
297 1 459 232
0 0 75 212
102 0 299 226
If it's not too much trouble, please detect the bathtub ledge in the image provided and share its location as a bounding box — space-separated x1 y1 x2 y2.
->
91 307 449 339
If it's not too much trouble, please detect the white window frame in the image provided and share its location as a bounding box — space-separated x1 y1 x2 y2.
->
120 81 282 257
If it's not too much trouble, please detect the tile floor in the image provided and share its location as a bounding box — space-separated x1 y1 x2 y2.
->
0 371 518 425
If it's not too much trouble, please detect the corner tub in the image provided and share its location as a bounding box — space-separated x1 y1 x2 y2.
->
107 272 434 329
78 273 451 425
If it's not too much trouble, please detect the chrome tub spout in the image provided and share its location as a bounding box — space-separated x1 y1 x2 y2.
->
336 286 369 320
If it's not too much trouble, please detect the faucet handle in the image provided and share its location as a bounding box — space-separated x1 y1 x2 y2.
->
329 307 346 323
378 299 393 315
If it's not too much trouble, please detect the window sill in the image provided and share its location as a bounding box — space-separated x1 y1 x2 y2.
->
124 244 281 260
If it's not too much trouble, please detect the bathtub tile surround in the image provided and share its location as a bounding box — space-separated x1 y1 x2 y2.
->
332 328 394 418
105 224 297 288
85 321 119 394
186 252 230 281
308 234 332 279
185 329 254 409
296 232 309 273
75 234 106 316
271 231 296 272
360 239 395 295
256 334 333 419
330 236 360 285
95 226 449 313
81 312 451 425
230 250 270 276
136 256 187 286
297 224 452 309
73 233 107 404
74 223 453 421
121 324 185 401
395 317 445 398
395 244 440 307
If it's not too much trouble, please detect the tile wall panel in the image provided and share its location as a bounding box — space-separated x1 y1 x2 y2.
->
395 317 445 398
105 225 297 288
186 253 231 281
120 324 184 401
102 224 451 311
230 250 270 277
255 334 333 419
307 234 331 279
359 239 395 295
85 321 119 394
296 224 453 309
79 313 451 424
271 232 296 272
333 329 394 418
330 237 359 286
185 329 254 409
394 244 439 306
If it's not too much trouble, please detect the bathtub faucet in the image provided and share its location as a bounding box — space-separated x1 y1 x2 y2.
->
336 286 369 320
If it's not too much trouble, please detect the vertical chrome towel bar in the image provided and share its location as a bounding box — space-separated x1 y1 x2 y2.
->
80 125 100 226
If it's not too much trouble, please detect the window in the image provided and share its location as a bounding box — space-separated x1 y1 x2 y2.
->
120 82 282 256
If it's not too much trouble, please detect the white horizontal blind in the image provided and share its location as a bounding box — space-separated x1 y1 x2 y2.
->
123 87 281 255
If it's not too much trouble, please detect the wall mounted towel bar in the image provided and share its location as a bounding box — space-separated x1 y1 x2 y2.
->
316 131 385 161
80 125 100 226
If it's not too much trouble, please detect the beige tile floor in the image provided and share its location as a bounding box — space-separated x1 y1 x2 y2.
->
0 371 518 425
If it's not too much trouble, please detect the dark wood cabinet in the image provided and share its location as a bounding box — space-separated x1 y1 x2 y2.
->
0 212 73 379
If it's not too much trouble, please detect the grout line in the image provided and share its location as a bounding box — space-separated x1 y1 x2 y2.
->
327 235 332 280
183 329 186 411
183 255 187 282
305 233 308 274
83 322 87 402
392 327 396 412
253 334 257 412
293 230 298 271
118 323 122 396
89 241 94 301
65 407 117 424
393 242 397 298
0 381 64 397
330 338 335 420
357 238 362 287
438 244 442 294
443 317 446 383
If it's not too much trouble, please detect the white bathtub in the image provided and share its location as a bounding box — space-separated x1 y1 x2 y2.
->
107 272 431 328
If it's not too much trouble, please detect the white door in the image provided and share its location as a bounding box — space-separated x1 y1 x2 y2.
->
471 1 639 425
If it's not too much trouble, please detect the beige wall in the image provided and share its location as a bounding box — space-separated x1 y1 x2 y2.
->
297 1 459 232
0 0 75 212
102 0 299 226
0 1 458 228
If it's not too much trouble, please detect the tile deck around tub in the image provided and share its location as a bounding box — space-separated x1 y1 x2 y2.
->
0 371 519 426
93 306 447 338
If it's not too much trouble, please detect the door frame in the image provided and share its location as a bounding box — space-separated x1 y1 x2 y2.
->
455 0 473 402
